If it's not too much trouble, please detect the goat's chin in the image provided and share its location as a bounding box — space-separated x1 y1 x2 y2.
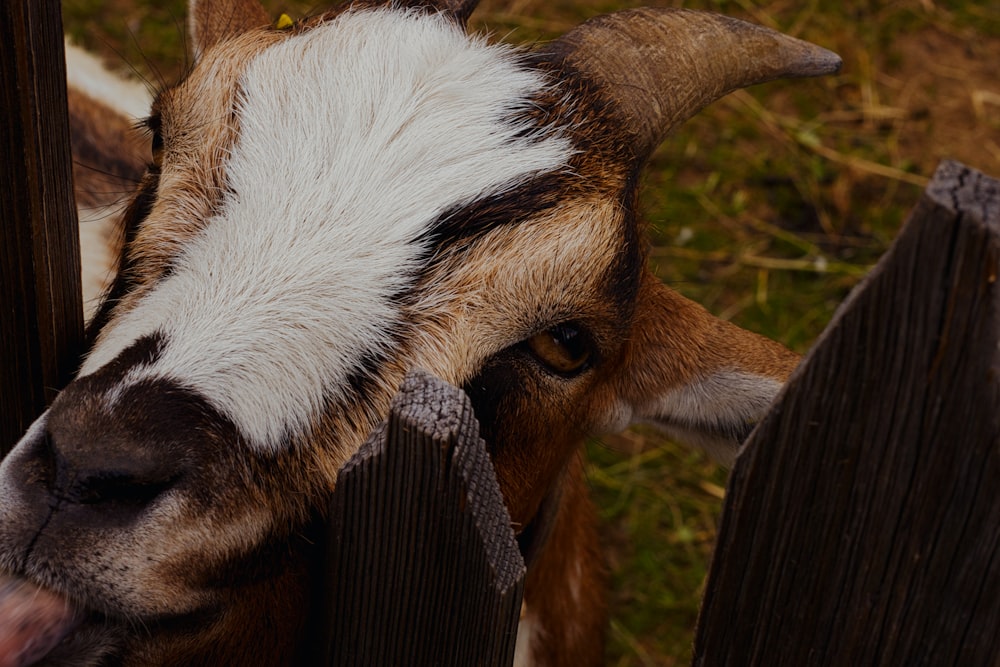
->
21 605 232 667
29 621 124 667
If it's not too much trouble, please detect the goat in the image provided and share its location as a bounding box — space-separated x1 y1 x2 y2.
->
0 1 840 664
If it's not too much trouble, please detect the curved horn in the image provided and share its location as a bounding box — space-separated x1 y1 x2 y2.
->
542 8 842 163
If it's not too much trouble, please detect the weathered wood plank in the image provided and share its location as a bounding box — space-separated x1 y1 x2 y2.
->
694 160 1000 666
319 370 525 666
0 0 83 456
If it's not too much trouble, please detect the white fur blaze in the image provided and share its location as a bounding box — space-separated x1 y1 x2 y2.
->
79 8 573 451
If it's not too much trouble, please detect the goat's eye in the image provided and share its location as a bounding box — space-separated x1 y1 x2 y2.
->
144 114 165 167
150 131 164 167
524 324 592 376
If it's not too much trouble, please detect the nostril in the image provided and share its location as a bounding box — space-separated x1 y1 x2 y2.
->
36 374 215 510
71 471 179 506
41 427 183 509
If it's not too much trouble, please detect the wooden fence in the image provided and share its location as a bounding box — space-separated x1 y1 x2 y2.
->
2 5 999 665
0 0 83 454
694 159 1000 666
316 371 524 665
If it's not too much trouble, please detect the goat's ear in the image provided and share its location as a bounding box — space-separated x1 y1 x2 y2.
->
189 0 270 61
609 272 799 466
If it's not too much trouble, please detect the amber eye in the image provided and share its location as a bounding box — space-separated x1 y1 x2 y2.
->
144 114 165 168
524 324 593 376
150 129 165 168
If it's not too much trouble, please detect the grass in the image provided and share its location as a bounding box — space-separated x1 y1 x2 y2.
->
61 0 1000 663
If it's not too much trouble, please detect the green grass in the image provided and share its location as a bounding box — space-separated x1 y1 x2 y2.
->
61 1 1000 663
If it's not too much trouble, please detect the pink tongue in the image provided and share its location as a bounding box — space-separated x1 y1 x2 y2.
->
0 575 79 667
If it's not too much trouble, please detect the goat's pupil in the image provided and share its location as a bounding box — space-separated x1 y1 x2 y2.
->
552 324 585 357
558 325 593 368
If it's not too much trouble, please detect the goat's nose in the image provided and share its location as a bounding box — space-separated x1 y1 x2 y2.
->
42 427 181 507
40 379 205 509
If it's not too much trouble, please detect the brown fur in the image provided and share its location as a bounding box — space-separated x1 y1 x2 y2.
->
613 272 800 411
520 458 609 666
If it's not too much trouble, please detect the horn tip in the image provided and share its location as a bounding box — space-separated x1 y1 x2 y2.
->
807 46 844 77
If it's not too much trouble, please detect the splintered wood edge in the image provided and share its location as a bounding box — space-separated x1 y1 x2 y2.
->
391 369 526 592
927 160 1000 231
337 369 525 591
340 370 475 471
393 369 475 441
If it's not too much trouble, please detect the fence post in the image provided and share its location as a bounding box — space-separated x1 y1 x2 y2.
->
0 0 83 457
694 160 1000 665
316 370 526 666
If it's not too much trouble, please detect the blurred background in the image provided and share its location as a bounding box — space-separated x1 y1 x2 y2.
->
61 1 1000 663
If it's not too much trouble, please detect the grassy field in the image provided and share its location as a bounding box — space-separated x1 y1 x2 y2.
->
62 0 1000 663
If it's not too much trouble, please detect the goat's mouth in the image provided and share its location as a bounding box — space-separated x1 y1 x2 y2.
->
0 573 219 667
0 574 83 667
